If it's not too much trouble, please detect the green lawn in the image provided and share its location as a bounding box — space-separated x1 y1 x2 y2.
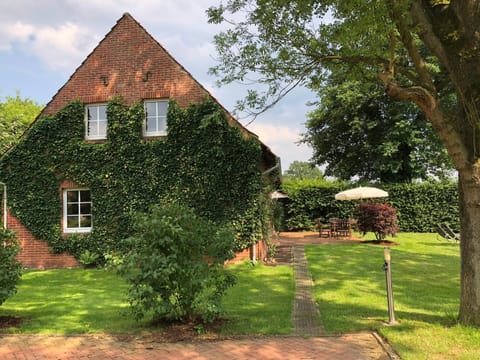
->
0 262 293 335
0 269 148 334
306 233 480 360
2 233 478 359
221 262 294 334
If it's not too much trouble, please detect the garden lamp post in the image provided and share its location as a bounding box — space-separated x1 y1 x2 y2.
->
383 247 398 325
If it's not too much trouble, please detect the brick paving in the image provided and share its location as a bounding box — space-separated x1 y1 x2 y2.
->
0 333 394 359
292 245 324 336
0 232 398 359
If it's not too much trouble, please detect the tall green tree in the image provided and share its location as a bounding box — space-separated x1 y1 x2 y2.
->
304 77 453 182
283 160 324 180
208 0 480 325
0 93 42 154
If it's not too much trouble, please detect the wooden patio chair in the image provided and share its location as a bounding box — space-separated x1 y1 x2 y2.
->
331 218 352 239
317 219 331 238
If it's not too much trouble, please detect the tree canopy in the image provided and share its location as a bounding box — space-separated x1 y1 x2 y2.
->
208 0 480 326
0 93 42 154
303 76 454 182
283 160 324 180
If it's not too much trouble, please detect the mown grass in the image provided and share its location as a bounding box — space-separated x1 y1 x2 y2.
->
0 262 293 335
221 262 294 334
4 232 477 358
306 233 480 360
0 269 148 334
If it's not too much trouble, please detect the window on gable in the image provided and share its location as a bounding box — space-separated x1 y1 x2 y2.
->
144 100 168 136
85 104 107 140
63 189 92 233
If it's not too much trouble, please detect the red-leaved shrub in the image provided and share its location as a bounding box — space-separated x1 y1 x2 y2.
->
355 203 398 241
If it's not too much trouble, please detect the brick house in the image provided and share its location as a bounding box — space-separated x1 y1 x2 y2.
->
0 13 278 269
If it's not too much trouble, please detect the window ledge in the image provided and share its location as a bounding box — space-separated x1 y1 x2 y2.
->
63 228 92 234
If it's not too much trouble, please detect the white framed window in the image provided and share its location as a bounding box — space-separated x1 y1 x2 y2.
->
63 189 92 233
144 100 168 136
85 104 107 140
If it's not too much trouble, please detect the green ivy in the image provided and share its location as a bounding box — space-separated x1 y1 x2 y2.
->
0 98 266 261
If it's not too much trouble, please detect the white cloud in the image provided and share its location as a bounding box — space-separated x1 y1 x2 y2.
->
0 0 315 170
3 20 99 72
249 123 301 144
0 0 220 73
248 123 313 170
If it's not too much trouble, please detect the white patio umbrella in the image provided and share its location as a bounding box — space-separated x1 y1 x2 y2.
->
269 191 289 199
334 186 388 201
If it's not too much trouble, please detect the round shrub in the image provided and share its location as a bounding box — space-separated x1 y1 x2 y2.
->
355 203 398 241
117 202 237 323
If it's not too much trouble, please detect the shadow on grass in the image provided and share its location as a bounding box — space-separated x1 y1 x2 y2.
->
0 269 150 334
1 264 295 336
418 242 459 247
220 263 294 335
305 235 460 333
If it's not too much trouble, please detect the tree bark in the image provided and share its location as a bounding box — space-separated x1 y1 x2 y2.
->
458 171 480 325
388 0 480 326
378 76 470 172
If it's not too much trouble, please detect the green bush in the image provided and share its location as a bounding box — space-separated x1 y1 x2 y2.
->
78 250 101 268
0 229 22 306
117 202 236 323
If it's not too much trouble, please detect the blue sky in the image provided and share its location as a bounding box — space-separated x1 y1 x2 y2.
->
0 0 314 170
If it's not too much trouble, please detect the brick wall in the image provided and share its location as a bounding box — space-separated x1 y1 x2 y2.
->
3 179 82 269
41 14 209 117
226 240 268 265
8 13 275 269
7 211 79 269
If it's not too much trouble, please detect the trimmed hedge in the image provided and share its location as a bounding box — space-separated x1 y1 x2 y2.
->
281 180 355 231
385 182 459 232
281 180 459 232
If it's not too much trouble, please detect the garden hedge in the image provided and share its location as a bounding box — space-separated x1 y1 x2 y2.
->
281 180 459 232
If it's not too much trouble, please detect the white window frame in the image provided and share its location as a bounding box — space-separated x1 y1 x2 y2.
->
63 189 92 233
85 104 107 140
144 99 168 137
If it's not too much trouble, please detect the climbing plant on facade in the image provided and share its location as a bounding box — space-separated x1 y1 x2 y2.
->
0 98 267 262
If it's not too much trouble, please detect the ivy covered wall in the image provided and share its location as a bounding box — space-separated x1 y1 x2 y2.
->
0 98 268 260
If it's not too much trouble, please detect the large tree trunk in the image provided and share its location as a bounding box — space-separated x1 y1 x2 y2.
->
458 171 480 325
386 1 480 326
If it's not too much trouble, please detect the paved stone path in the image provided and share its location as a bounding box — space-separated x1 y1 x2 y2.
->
0 333 393 359
292 245 324 336
0 232 398 359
